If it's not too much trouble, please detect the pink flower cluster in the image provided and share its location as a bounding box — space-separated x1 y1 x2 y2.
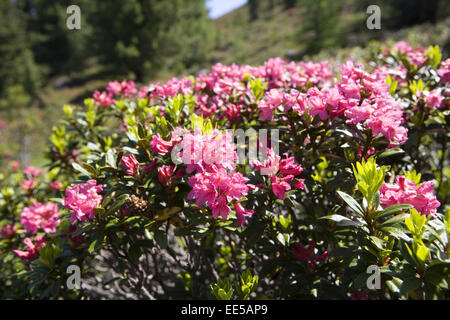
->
292 241 328 270
187 166 253 225
10 161 20 172
0 224 15 239
425 89 446 110
373 65 407 87
157 165 184 187
356 146 375 160
339 60 408 145
121 153 139 176
107 80 137 97
149 127 253 225
20 165 44 191
93 90 116 106
141 77 192 100
24 166 43 177
178 129 238 174
391 41 427 67
93 79 137 106
13 235 46 260
50 180 63 191
256 60 408 145
137 58 332 122
67 225 85 245
379 176 441 216
20 202 60 234
64 180 103 223
253 148 305 200
437 58 450 83
21 178 37 191
150 133 175 154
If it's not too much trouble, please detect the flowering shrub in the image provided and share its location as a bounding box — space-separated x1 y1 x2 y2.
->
0 42 448 300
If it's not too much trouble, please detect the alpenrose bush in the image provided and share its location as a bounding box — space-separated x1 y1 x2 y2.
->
0 42 449 300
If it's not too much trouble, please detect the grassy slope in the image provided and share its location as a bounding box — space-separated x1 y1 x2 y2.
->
211 3 305 65
210 0 450 66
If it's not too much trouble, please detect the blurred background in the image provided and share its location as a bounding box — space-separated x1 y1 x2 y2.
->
0 0 449 169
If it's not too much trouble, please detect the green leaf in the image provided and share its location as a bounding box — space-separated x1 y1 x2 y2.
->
218 288 232 300
378 148 404 159
386 277 402 294
369 236 385 250
154 230 168 249
411 208 426 232
72 162 92 177
377 204 413 220
415 244 429 264
379 213 408 227
400 277 421 295
381 227 411 242
105 148 117 168
106 193 129 215
319 214 361 227
337 191 365 217
276 233 289 246
128 244 142 262
88 239 102 253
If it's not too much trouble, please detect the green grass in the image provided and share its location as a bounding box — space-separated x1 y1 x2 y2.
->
210 0 450 65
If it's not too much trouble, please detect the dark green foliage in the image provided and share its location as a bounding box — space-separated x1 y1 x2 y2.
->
248 0 260 21
89 0 212 81
299 0 343 55
0 0 40 100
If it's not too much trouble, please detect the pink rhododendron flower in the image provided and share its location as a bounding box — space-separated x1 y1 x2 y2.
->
106 80 122 95
13 235 46 260
253 148 305 200
357 146 375 160
221 103 242 122
20 202 60 234
296 60 333 86
121 153 139 176
437 58 450 83
107 80 137 97
339 60 408 145
270 176 292 200
10 161 20 172
178 129 238 174
373 65 407 87
23 166 43 177
150 134 173 154
234 202 254 226
142 159 158 172
67 225 85 245
157 165 183 187
380 176 440 216
258 89 285 121
50 180 62 192
292 241 328 270
0 224 16 239
426 89 444 109
21 178 37 190
392 41 426 66
64 180 103 223
187 166 251 221
120 80 137 97
255 58 408 146
93 90 116 106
